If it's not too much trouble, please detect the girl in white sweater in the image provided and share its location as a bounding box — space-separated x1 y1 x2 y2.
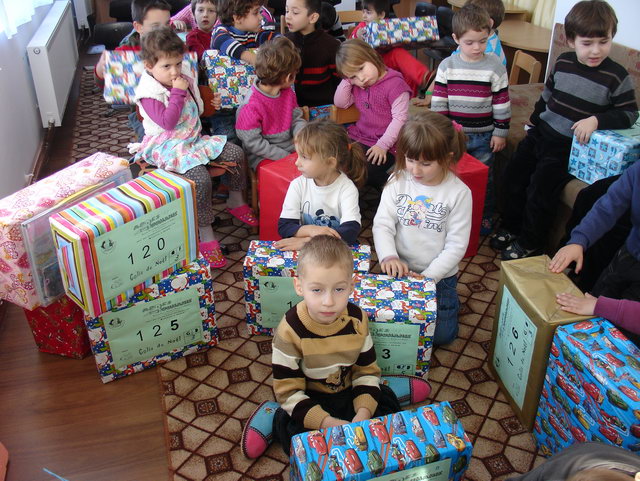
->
373 111 472 345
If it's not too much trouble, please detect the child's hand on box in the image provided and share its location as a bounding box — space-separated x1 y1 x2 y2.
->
352 407 372 423
274 237 311 251
549 243 584 274
321 416 349 428
571 116 598 145
211 92 222 111
297 225 340 238
556 292 597 316
380 256 410 278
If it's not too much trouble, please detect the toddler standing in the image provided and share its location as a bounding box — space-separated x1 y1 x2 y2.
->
132 28 256 268
373 111 472 346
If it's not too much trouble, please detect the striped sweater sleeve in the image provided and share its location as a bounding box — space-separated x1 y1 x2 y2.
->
351 311 381 415
491 66 511 137
211 25 245 59
430 62 450 116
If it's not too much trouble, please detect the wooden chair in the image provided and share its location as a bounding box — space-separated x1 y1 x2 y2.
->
280 14 286 34
509 49 542 85
329 104 360 124
337 10 362 37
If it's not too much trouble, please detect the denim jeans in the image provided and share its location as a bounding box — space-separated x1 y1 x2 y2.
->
127 110 145 142
207 109 238 144
433 275 460 346
466 131 494 225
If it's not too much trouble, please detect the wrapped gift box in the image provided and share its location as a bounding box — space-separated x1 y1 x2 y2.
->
0 153 130 310
455 153 488 258
243 240 371 336
290 402 472 481
568 119 640 184
488 255 590 430
257 153 300 241
308 104 332 120
23 295 91 359
535 318 640 456
103 51 198 104
85 256 216 383
202 49 257 108
362 16 439 49
350 273 436 376
50 170 198 318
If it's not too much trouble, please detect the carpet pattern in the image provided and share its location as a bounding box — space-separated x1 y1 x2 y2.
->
74 71 546 480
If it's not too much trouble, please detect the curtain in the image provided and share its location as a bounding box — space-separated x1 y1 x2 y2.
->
0 0 54 39
532 0 556 29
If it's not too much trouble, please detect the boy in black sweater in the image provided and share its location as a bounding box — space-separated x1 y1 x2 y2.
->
492 0 638 260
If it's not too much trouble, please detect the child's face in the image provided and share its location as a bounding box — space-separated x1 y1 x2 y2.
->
234 4 263 32
362 5 384 23
568 33 612 68
285 0 318 34
146 53 184 88
294 264 353 324
134 8 171 36
345 61 381 89
453 29 488 62
194 1 218 32
405 156 446 186
294 148 336 184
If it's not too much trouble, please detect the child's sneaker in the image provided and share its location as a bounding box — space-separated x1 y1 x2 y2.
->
381 374 432 406
501 240 540 260
489 228 517 250
241 401 279 459
480 217 494 236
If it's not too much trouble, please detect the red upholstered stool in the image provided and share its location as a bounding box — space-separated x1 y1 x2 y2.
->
454 153 489 258
257 153 300 240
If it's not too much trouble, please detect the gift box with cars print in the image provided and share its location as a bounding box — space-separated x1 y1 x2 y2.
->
290 402 472 481
535 318 640 456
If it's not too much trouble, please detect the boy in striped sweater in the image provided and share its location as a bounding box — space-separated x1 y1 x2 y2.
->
431 4 510 234
492 0 638 260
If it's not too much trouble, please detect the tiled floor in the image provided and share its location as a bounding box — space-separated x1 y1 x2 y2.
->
72 71 546 481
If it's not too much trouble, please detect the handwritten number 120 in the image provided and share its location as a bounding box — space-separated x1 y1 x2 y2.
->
128 237 166 264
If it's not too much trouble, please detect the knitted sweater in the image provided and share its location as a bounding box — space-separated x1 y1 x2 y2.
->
568 161 640 261
186 28 212 60
431 53 511 137
531 52 638 140
235 81 306 168
334 68 411 151
272 301 382 429
286 29 341 107
211 24 278 60
595 296 640 335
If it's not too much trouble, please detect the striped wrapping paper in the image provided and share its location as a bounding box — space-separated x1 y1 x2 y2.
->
50 170 198 318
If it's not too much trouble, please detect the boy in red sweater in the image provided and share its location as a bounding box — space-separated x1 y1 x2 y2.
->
186 0 218 60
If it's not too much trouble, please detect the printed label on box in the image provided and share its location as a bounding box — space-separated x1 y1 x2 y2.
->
95 200 186 301
493 285 537 409
377 458 451 481
258 276 303 328
102 287 203 370
370 322 421 375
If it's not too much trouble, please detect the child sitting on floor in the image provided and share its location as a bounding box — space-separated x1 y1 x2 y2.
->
240 235 431 459
235 37 306 169
131 28 257 268
275 119 366 250
349 0 435 97
334 39 411 189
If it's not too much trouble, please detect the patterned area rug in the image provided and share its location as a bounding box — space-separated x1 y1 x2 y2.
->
72 71 546 480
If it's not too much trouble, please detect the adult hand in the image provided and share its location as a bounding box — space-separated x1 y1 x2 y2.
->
571 116 598 145
549 244 584 273
556 292 597 316
366 145 387 165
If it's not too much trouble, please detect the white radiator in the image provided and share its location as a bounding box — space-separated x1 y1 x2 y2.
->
72 0 93 29
27 1 79 128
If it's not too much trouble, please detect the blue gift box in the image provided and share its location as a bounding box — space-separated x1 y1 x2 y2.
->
290 402 472 481
568 119 640 184
243 240 371 336
351 273 436 376
535 318 640 456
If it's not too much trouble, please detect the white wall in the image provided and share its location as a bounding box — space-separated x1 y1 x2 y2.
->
0 4 53 199
553 0 639 50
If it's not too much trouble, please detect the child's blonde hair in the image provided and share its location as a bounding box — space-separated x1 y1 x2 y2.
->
140 27 185 65
297 235 353 278
394 110 467 176
335 39 386 79
566 469 634 481
294 119 367 188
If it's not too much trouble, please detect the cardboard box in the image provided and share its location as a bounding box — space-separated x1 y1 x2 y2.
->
568 118 640 184
85 256 216 383
0 153 130 310
243 240 370 336
50 170 198 317
202 49 257 108
290 402 472 481
308 105 332 120
23 295 91 359
535 317 640 456
351 273 436 376
103 51 198 105
455 153 489 259
488 255 590 430
362 16 439 48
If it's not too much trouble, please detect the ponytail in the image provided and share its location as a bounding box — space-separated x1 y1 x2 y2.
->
341 142 367 189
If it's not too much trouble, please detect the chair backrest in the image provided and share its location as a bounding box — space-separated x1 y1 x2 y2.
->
329 104 360 124
280 14 286 34
509 49 542 84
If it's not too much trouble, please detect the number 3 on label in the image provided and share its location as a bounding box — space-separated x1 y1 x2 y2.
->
382 348 391 359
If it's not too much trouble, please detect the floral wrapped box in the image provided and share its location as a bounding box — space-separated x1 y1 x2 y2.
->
362 16 439 49
202 49 257 108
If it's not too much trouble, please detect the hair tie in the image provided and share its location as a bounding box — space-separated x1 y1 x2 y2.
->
452 121 463 132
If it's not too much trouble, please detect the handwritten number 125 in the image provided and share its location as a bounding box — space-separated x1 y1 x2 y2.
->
136 319 179 341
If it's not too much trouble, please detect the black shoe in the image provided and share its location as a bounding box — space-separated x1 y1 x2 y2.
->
489 228 517 250
501 241 541 260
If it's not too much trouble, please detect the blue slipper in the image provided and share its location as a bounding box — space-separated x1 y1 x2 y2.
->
241 401 279 459
382 374 432 406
